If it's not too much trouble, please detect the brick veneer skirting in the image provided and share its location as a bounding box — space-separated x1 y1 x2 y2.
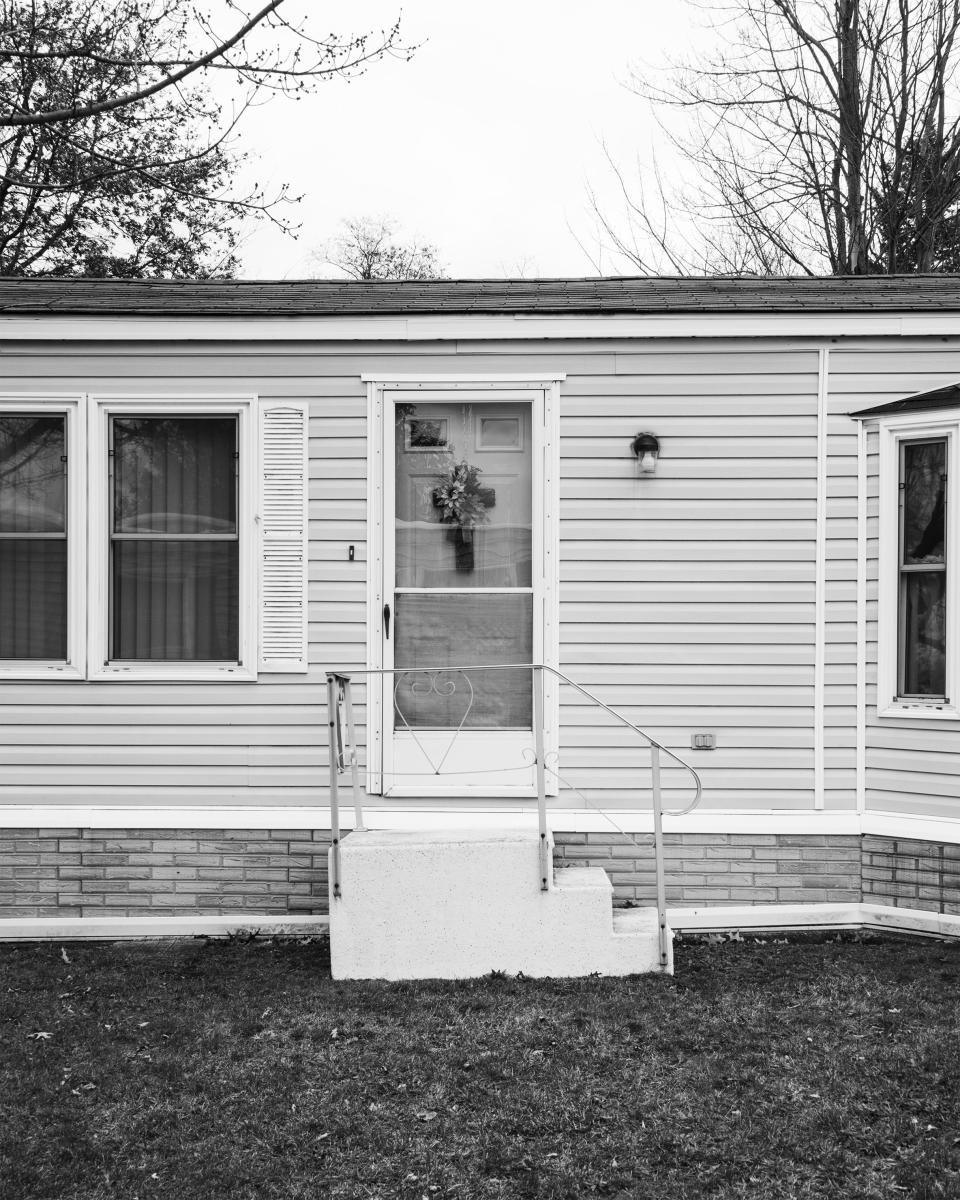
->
0 828 333 919
861 834 960 915
2 827 960 920
551 832 863 906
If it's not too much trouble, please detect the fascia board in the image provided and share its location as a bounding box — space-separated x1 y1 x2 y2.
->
0 311 956 342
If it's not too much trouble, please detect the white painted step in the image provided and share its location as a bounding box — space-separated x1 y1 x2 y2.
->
554 865 612 892
329 829 670 980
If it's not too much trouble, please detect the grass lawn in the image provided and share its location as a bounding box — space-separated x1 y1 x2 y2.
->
2 933 959 1199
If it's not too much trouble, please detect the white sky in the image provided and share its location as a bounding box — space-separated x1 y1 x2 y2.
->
234 1 711 280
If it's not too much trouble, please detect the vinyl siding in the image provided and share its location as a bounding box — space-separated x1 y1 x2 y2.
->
831 346 960 822
0 337 834 815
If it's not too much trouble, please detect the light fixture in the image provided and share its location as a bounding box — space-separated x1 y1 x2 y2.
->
631 432 660 475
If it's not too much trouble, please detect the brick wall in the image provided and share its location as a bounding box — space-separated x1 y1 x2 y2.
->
552 832 863 906
4 827 960 920
862 835 960 915
0 829 331 919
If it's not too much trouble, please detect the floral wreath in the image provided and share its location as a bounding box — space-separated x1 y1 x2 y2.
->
432 460 495 527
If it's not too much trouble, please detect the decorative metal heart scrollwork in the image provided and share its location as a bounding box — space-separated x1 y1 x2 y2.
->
393 669 476 774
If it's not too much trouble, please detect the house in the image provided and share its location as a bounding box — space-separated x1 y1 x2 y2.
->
1 274 959 946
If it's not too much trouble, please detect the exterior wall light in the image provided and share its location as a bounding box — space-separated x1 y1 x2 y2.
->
631 432 660 475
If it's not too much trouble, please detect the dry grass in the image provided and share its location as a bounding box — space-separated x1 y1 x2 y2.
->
2 932 959 1199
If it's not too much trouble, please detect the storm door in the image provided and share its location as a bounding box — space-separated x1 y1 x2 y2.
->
381 392 542 795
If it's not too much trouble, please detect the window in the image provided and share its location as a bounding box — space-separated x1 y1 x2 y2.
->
898 439 946 698
0 393 307 681
110 416 239 661
0 398 83 676
877 415 959 717
90 397 255 679
0 414 67 659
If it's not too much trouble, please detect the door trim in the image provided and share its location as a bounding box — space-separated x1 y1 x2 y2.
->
366 375 562 797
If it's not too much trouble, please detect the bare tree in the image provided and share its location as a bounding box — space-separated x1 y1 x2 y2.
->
0 1 410 128
593 0 960 275
315 216 447 280
0 1 411 276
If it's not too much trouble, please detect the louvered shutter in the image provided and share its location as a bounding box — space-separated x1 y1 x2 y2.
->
259 403 309 673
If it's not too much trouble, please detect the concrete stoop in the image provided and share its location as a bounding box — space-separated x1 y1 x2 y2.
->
328 828 671 980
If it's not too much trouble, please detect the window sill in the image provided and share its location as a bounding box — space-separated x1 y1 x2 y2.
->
89 663 257 683
878 701 960 721
0 663 84 681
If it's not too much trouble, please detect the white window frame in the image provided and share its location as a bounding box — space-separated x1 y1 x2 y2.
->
87 395 259 682
0 394 86 680
877 410 960 719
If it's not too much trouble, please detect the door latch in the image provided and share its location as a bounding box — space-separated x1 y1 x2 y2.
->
383 603 391 640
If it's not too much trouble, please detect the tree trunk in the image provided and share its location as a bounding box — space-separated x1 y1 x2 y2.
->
837 0 867 273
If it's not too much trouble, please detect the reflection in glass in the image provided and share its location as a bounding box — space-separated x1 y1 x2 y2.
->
113 417 236 534
902 440 945 564
0 415 67 658
395 402 532 589
902 572 946 695
394 593 532 728
899 438 948 697
0 415 65 533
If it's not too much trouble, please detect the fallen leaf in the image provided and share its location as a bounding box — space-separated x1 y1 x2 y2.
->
416 1110 438 1122
60 948 71 964
28 1031 52 1041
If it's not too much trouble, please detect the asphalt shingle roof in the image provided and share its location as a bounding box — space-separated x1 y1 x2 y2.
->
4 274 960 316
851 382 960 417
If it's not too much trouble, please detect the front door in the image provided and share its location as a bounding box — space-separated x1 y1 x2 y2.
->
380 390 544 796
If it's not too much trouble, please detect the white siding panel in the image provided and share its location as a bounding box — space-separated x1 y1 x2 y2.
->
0 338 825 815
835 347 960 822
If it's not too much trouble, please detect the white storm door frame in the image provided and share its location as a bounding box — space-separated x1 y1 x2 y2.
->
365 375 561 798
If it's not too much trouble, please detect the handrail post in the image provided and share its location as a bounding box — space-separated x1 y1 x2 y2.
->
341 676 366 832
650 745 668 969
326 674 342 899
532 665 549 891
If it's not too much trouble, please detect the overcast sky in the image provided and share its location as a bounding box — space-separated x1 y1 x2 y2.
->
235 1 711 280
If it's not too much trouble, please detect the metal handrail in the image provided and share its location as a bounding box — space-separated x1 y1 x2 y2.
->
325 663 703 970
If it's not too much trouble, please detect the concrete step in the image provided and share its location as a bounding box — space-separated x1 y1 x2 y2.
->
329 828 671 980
553 865 612 892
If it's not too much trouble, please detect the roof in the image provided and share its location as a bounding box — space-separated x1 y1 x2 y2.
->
5 274 960 317
851 382 960 418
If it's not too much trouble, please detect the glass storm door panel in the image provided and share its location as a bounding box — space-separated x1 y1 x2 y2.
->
386 399 538 794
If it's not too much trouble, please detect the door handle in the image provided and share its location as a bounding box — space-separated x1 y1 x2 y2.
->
383 603 391 640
